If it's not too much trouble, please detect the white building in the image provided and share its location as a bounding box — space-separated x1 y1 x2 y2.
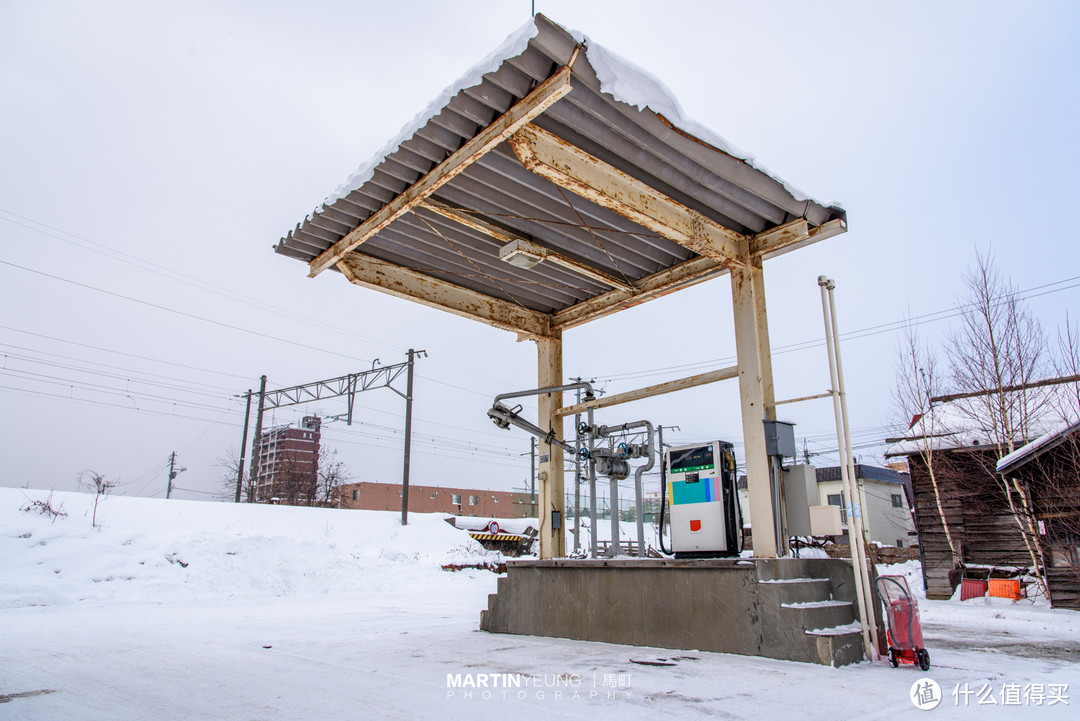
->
738 463 915 547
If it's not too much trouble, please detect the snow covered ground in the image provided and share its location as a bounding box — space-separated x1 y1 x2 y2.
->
2 487 1078 719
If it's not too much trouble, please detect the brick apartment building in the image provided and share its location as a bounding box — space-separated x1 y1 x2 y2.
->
255 416 321 503
337 481 530 518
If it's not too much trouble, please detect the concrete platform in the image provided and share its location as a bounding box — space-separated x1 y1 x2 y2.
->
479 557 881 667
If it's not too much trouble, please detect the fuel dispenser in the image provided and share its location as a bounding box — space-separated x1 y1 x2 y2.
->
664 441 742 557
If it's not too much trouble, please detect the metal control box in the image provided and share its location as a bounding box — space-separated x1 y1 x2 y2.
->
763 419 796 459
666 441 741 557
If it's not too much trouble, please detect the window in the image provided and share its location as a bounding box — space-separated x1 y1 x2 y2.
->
352 490 360 501
452 494 462 505
891 493 903 508
430 492 437 499
469 495 479 506
827 494 847 523
897 540 904 548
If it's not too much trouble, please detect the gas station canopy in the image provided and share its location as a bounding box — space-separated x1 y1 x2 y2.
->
274 14 846 339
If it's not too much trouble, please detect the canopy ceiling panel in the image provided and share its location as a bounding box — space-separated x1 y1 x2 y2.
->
275 14 846 333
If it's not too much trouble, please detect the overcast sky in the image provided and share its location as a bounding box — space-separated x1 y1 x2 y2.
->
2 1 1078 503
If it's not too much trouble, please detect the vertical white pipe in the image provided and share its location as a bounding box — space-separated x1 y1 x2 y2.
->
819 277 876 662
826 279 880 658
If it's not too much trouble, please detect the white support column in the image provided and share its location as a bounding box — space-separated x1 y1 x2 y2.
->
731 264 777 558
751 256 777 422
537 334 566 559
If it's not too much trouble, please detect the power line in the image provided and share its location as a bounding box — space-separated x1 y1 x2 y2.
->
1 207 530 392
0 383 247 426
0 368 235 413
588 273 1080 384
0 259 372 364
0 324 253 381
1 349 236 399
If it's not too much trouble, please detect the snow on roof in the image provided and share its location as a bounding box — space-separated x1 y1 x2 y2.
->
996 420 1080 475
886 395 1076 458
317 15 809 215
884 400 999 456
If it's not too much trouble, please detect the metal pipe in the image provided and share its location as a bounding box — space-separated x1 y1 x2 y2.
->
488 403 577 453
825 278 880 659
595 420 654 557
494 381 594 406
608 440 620 557
818 276 877 662
632 422 655 557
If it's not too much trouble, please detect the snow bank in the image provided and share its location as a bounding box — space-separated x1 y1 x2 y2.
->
0 487 499 609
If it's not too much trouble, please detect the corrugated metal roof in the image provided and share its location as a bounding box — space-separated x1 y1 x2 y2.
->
275 14 845 321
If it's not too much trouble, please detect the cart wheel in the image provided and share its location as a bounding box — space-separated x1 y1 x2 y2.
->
917 649 930 671
888 648 898 668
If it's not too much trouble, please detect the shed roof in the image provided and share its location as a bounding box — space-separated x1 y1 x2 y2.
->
996 421 1080 475
275 15 846 336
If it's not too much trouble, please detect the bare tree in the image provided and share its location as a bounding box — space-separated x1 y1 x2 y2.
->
1052 311 1080 423
892 321 962 566
78 470 116 528
317 447 354 507
214 447 256 503
945 249 1050 595
946 248 1050 449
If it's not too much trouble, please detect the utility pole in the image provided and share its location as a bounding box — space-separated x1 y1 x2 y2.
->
529 436 537 517
657 425 665 545
401 349 418 526
167 451 176 499
234 389 253 503
247 375 267 503
571 379 583 552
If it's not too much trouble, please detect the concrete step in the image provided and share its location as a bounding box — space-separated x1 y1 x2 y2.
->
757 577 833 605
805 627 865 667
755 558 827 582
781 599 856 632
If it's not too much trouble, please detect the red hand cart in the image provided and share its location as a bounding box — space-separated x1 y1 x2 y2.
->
875 575 930 671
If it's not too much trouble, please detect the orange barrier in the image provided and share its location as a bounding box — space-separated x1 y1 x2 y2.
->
988 578 1023 601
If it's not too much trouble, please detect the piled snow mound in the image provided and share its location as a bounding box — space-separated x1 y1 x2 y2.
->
1 488 499 609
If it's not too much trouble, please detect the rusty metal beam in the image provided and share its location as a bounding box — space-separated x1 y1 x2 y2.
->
751 218 808 256
419 199 521 244
552 254 727 330
751 217 847 259
510 123 748 268
336 253 552 338
420 199 632 291
308 66 575 277
553 365 739 418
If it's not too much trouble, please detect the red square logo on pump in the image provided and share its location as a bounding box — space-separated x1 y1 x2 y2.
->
689 519 702 533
